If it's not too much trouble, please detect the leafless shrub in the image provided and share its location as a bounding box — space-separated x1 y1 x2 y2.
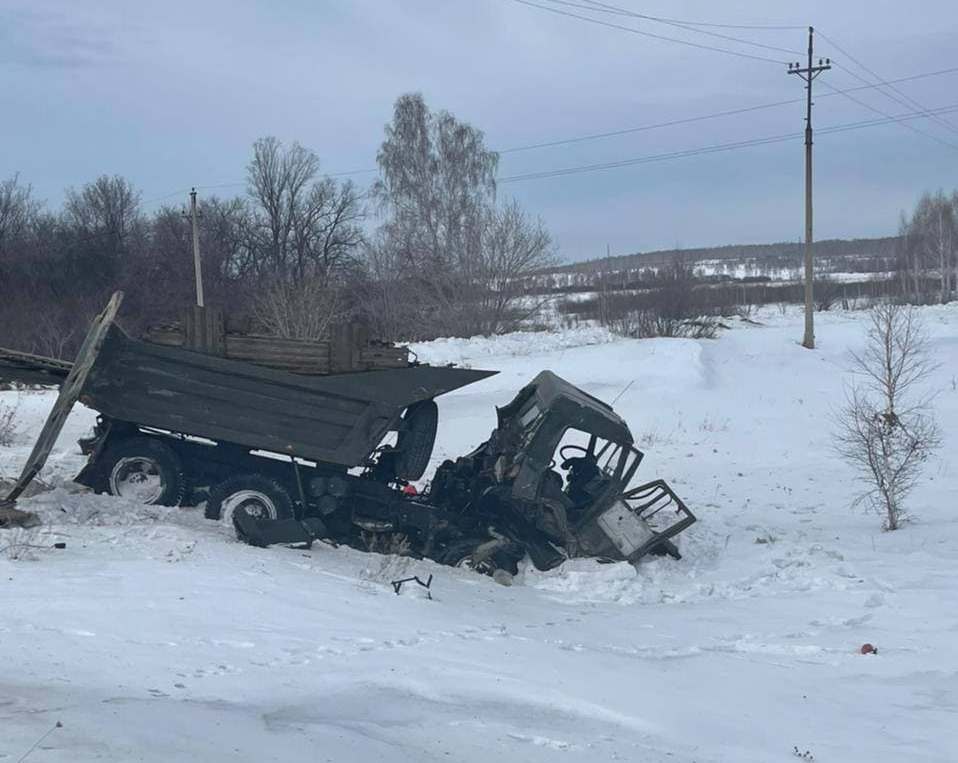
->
814 276 842 312
357 536 416 589
612 310 717 339
1 527 48 561
0 399 18 446
580 258 720 339
361 531 412 557
834 303 942 530
251 277 345 340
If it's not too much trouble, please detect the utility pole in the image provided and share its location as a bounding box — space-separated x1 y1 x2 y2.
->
788 27 830 349
187 188 205 308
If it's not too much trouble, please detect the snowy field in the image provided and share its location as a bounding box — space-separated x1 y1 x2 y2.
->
1 306 956 762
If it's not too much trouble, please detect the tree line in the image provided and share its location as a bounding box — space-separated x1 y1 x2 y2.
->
897 189 958 304
0 93 555 357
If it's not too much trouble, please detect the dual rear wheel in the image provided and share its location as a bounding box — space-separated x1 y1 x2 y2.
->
204 474 294 526
99 436 187 506
98 437 292 532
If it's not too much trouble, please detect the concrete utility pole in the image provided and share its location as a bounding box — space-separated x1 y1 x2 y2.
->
187 188 205 308
788 27 830 349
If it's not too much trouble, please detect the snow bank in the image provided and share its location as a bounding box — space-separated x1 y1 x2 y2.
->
410 324 616 366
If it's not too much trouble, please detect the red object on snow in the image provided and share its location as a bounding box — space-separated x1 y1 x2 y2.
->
860 643 878 655
402 484 418 496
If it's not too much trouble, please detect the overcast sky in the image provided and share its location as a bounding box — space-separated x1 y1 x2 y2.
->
3 0 957 261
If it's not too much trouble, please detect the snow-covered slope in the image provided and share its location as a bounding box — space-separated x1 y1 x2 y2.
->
2 307 956 762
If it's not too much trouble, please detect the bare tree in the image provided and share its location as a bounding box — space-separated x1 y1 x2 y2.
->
369 93 556 338
834 303 942 530
65 175 141 231
897 191 956 304
475 200 556 333
355 229 422 342
0 174 39 257
372 92 497 272
246 137 363 283
372 93 497 336
921 191 956 304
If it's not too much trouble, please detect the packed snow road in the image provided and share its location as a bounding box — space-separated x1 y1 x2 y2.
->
1 307 956 762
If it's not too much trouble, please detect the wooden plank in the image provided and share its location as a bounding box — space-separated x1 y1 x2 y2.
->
142 320 408 376
224 335 331 374
328 323 354 374
184 306 224 355
0 347 74 374
3 292 124 504
144 329 184 347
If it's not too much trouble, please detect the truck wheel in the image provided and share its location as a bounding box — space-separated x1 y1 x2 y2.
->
100 436 187 506
205 474 294 527
395 400 438 481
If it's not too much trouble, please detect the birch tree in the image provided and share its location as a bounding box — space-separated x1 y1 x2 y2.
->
369 93 555 338
834 303 941 530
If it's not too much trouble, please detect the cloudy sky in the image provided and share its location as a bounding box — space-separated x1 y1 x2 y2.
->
3 0 957 261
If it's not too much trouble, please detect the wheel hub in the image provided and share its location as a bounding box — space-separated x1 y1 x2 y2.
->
110 457 165 504
220 489 278 527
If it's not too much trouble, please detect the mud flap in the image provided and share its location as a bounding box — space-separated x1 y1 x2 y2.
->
233 513 328 548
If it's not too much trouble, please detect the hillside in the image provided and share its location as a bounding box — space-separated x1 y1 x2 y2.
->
552 236 900 277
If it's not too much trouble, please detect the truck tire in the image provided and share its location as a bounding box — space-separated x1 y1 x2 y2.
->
99 436 187 506
205 473 294 527
394 400 438 481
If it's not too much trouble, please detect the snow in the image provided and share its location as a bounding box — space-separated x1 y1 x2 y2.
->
2 307 957 762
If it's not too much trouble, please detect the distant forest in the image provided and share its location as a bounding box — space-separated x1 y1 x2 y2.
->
553 237 901 274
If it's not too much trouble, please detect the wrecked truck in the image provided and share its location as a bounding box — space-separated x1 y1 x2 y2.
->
0 292 695 574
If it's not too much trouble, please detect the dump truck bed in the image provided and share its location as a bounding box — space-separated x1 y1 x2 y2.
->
81 325 493 466
1 292 495 506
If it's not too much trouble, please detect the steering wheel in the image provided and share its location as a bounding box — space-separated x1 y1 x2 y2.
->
559 444 591 468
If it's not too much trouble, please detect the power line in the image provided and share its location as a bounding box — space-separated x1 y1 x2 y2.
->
542 0 801 55
501 65 958 153
135 64 958 205
574 0 804 30
500 132 803 182
497 102 958 183
507 0 790 64
816 29 958 139
501 98 800 153
819 77 958 152
140 188 194 207
508 0 958 152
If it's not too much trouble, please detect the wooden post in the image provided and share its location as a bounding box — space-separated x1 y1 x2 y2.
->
3 292 124 505
189 188 205 308
184 306 224 355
